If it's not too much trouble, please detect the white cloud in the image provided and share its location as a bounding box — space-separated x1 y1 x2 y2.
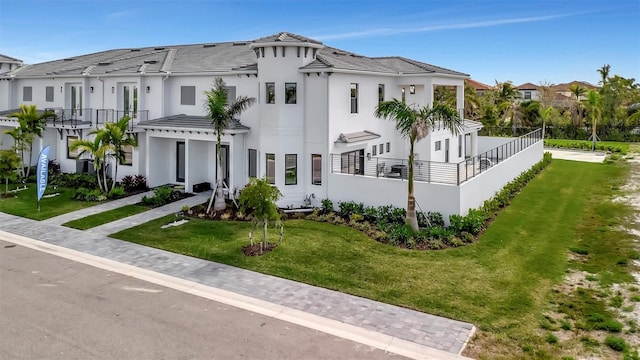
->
313 12 589 41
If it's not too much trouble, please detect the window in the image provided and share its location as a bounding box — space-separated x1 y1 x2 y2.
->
266 82 275 104
372 144 377 156
340 150 364 175
23 86 32 101
350 83 358 113
312 154 321 185
248 149 257 178
435 141 442 151
409 85 415 94
386 142 390 152
524 91 532 100
180 86 196 105
266 153 275 184
226 86 236 105
45 86 54 102
285 83 297 104
379 144 384 155
285 154 297 185
401 87 406 102
120 145 133 166
458 135 463 158
378 84 385 103
67 136 79 159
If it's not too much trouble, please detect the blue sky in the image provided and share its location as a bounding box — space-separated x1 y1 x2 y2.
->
1 0 638 86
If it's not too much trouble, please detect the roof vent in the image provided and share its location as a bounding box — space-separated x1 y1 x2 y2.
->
350 54 363 58
130 49 141 52
203 43 217 48
63 58 75 61
154 47 165 51
332 51 346 56
143 60 158 64
232 42 247 46
98 62 111 66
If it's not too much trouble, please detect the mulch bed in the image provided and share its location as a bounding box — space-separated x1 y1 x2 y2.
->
242 243 277 256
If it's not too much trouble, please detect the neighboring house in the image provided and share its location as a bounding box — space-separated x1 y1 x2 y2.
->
551 81 598 101
0 32 543 218
516 82 540 101
0 54 22 74
465 79 492 96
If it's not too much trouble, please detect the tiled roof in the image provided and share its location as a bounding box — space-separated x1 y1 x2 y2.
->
516 82 538 90
8 33 466 78
138 114 250 132
465 79 492 91
551 81 598 91
0 54 22 63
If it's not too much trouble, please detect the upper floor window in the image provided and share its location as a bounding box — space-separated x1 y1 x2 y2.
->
350 83 358 113
180 86 196 105
401 88 406 102
524 91 532 100
266 82 275 104
285 83 297 104
23 87 32 101
435 141 442 151
45 86 54 102
372 144 377 156
378 84 385 103
266 153 275 184
386 142 390 153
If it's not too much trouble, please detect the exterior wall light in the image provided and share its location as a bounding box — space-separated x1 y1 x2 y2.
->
90 86 94 93
146 86 150 93
111 86 115 93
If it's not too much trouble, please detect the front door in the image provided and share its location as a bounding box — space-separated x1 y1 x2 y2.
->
121 84 138 119
445 138 450 163
69 84 83 117
176 142 185 182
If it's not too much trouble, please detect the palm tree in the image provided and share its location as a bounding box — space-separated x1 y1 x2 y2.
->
585 90 602 151
102 116 137 191
569 84 587 126
2 127 26 178
375 100 462 231
540 105 556 140
69 131 114 192
203 77 256 211
597 64 610 86
8 105 52 179
494 82 520 133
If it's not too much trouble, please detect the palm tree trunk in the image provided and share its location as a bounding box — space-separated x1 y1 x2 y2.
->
102 163 109 192
406 139 419 231
213 141 226 211
25 145 33 179
592 120 597 151
112 161 118 191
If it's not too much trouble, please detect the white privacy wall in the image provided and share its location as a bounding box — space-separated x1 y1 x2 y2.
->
476 136 515 153
458 140 543 214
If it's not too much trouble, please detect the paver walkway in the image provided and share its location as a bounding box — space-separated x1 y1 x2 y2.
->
0 192 476 356
41 190 155 226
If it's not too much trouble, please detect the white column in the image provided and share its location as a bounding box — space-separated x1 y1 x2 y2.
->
423 79 433 107
456 85 464 114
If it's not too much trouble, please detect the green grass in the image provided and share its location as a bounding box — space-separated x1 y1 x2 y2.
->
544 139 630 154
111 159 634 358
62 204 149 230
0 184 99 220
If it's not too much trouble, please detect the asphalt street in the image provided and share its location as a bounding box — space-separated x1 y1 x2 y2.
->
0 240 404 360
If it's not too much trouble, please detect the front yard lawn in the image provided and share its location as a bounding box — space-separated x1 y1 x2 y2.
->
111 159 635 359
0 185 98 220
62 204 149 230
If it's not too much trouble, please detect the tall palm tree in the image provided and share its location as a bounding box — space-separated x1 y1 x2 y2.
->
597 64 610 86
585 90 602 151
8 105 52 178
203 77 255 211
102 116 137 191
569 84 587 126
69 130 114 192
375 100 462 231
540 105 556 140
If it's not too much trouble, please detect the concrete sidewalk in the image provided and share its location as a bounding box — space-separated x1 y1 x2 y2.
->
545 148 606 163
0 211 475 359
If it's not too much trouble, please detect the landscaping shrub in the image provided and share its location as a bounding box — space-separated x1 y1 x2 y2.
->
386 223 414 246
73 187 106 201
544 139 628 154
52 172 99 190
107 186 126 199
121 174 147 192
141 186 180 207
320 198 333 215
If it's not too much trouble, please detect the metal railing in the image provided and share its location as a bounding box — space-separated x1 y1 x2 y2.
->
95 109 149 130
44 108 93 128
330 128 542 185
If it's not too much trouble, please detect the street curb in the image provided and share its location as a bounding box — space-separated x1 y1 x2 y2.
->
0 230 474 360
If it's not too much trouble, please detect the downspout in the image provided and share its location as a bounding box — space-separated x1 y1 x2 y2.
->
324 72 330 202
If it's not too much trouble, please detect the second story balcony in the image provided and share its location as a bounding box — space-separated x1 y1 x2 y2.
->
44 108 93 129
95 109 149 131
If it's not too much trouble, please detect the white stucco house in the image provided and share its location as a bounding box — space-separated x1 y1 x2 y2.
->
0 32 542 218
